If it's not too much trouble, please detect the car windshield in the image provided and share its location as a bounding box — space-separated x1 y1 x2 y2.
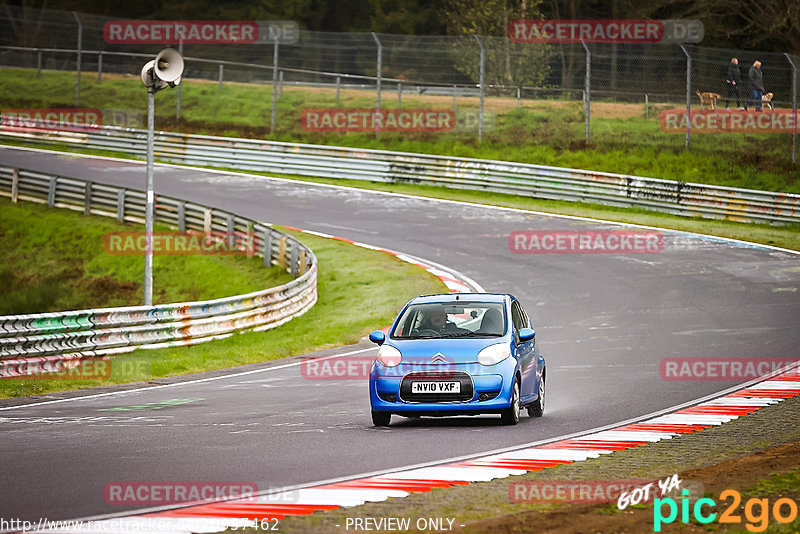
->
390 301 506 339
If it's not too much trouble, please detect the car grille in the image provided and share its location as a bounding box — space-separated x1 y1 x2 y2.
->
399 371 474 402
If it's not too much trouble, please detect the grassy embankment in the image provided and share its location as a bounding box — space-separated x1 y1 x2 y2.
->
0 198 446 398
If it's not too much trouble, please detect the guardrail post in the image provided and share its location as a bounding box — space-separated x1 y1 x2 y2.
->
290 243 299 276
36 49 42 77
218 63 224 91
11 169 19 203
84 182 92 215
48 176 57 207
263 229 273 267
475 35 485 142
298 249 306 276
680 44 691 148
226 215 235 248
203 208 212 235
177 201 185 232
116 189 125 221
279 236 287 268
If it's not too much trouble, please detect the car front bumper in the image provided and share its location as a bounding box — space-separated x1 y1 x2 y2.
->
369 358 516 414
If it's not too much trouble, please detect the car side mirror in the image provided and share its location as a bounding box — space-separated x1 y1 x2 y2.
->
368 330 386 345
518 328 535 342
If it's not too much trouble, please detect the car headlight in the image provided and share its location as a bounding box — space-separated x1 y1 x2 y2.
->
478 343 510 366
376 344 402 367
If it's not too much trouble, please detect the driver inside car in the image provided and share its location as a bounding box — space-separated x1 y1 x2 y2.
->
416 308 463 335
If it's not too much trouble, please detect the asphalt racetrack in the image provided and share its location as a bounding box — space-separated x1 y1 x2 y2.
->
1 146 799 522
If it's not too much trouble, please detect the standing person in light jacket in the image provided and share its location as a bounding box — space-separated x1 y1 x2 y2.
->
746 60 764 111
725 58 742 109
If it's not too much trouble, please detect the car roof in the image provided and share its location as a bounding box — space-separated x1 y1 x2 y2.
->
408 293 510 305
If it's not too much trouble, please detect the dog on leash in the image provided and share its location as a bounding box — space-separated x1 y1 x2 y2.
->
696 91 721 110
761 92 774 110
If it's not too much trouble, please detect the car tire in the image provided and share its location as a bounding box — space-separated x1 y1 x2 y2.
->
527 370 545 418
372 410 391 427
500 377 520 425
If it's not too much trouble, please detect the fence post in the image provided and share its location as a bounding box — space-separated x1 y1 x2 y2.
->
279 70 284 98
298 249 306 276
176 40 183 121
453 84 457 113
475 35 485 142
203 208 212 235
37 49 42 77
397 81 402 107
517 87 521 109
290 243 299 277
263 229 273 267
72 11 82 106
48 176 57 207
117 189 125 221
372 32 382 112
97 51 103 82
177 201 185 232
84 182 92 215
270 36 279 133
278 236 287 268
580 40 590 145
786 53 798 164
11 169 19 203
217 63 224 90
226 215 235 249
645 93 649 120
680 44 691 148
336 75 341 103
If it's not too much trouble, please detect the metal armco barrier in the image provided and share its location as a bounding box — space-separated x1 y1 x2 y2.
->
0 166 318 375
1 125 798 224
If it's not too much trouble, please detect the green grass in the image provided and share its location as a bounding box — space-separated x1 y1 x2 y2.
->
0 224 447 399
2 67 797 193
0 197 290 314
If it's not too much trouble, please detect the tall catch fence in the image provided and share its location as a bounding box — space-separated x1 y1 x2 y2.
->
0 6 798 163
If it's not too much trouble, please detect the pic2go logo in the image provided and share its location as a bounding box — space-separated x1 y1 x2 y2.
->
654 489 799 532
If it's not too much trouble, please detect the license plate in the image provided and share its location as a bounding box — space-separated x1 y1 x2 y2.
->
411 381 460 393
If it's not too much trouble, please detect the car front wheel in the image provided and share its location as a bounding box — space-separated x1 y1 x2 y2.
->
371 410 391 427
500 377 520 425
527 370 545 417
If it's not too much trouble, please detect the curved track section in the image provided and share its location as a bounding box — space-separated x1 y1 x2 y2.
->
1 147 799 524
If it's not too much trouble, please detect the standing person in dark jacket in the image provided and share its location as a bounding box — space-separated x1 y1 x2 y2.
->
746 60 764 111
725 57 741 109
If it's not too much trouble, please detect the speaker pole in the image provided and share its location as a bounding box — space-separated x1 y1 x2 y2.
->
144 84 155 307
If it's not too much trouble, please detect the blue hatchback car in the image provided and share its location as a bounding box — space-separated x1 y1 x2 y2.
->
368 293 545 426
